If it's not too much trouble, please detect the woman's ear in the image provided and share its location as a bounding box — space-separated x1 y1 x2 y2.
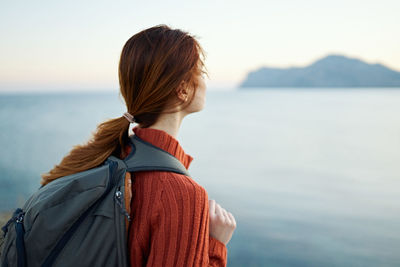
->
176 81 189 102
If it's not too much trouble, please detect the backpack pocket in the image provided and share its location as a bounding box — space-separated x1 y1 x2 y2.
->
1 237 17 267
1 212 21 267
92 209 114 219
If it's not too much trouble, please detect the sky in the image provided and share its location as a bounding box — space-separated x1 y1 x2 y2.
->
0 0 399 92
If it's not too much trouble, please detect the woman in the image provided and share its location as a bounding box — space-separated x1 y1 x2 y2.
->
41 24 236 266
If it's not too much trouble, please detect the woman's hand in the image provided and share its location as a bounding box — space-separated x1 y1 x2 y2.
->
208 199 237 246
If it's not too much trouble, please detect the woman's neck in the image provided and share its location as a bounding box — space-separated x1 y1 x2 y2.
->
140 111 185 139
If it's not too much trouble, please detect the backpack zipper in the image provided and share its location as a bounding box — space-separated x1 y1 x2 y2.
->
1 208 25 238
114 190 131 222
114 188 130 267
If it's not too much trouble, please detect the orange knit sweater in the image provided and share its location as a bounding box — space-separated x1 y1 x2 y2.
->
121 126 227 266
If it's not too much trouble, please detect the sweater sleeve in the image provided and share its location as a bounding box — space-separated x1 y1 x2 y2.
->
146 175 227 267
209 236 228 266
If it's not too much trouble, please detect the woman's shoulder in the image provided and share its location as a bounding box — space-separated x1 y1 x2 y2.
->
134 170 208 202
162 171 206 192
139 170 205 191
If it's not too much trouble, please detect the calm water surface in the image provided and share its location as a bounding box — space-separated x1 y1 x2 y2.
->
1 88 399 266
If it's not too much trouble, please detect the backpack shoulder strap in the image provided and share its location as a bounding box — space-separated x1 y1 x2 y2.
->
106 134 191 178
122 134 191 177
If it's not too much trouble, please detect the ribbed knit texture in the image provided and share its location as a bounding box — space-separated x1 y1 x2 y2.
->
123 126 227 267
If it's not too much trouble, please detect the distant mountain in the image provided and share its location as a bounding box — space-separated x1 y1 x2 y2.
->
239 54 400 88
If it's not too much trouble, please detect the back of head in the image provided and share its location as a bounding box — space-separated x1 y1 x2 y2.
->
40 24 207 186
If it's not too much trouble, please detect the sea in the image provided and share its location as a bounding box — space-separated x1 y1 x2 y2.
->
1 88 399 266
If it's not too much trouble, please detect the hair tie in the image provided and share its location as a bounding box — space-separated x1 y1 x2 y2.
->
123 112 136 123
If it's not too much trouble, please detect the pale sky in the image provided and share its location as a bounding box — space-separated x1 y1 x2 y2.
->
1 0 399 92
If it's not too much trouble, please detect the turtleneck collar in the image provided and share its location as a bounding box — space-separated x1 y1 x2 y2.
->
122 126 194 170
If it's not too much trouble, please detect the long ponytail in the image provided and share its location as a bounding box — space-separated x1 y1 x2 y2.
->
40 117 130 185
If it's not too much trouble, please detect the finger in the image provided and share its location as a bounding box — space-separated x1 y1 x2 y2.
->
227 212 236 226
215 203 224 218
221 209 230 222
209 199 215 214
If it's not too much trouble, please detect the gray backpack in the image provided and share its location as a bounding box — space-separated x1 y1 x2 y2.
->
1 134 191 267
